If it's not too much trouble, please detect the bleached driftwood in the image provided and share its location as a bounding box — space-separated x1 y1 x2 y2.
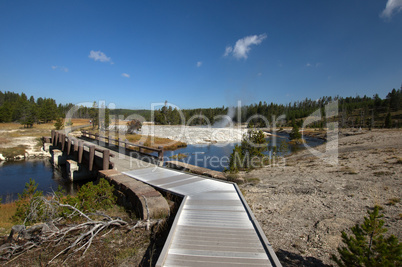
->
0 195 163 264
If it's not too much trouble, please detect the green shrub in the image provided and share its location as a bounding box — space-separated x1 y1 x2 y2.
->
289 124 302 140
75 178 117 212
54 116 64 130
12 178 43 224
331 205 402 266
228 130 268 172
12 178 117 224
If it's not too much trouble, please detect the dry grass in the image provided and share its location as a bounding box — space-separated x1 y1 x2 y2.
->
0 145 28 158
0 202 18 233
126 134 187 151
340 166 359 174
386 197 401 206
1 225 151 266
0 202 153 265
83 130 187 151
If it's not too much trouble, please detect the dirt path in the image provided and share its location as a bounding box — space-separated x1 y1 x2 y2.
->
239 129 401 266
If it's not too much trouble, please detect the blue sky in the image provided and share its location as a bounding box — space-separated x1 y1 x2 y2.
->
0 0 401 109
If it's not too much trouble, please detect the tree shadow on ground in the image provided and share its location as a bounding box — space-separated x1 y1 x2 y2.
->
276 249 332 267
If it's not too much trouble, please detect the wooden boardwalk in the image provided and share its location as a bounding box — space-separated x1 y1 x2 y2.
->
123 167 282 267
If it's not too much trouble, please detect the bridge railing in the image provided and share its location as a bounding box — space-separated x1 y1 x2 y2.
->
47 130 115 171
80 130 164 162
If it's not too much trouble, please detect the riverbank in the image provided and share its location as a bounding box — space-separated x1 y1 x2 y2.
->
239 129 402 266
0 119 90 161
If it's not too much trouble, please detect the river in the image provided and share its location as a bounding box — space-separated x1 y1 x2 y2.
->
164 132 325 171
0 159 81 203
0 133 324 202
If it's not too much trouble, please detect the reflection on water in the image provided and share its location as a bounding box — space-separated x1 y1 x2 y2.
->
0 159 82 203
165 132 325 171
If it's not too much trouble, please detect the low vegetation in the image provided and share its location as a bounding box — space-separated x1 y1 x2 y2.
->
332 206 402 266
169 153 188 160
0 145 27 158
228 130 268 172
1 178 165 265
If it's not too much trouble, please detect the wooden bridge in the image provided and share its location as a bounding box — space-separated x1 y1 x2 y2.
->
44 129 282 266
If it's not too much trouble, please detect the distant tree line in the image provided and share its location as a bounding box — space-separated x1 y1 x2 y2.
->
1 87 401 128
153 87 401 128
0 91 59 127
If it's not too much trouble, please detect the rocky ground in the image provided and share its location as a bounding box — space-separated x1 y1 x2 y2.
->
239 129 401 266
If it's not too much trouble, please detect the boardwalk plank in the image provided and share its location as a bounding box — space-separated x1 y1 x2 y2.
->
123 167 281 267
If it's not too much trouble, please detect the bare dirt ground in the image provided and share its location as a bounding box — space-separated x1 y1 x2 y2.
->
239 129 401 266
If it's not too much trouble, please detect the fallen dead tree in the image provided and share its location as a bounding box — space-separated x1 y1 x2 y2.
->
0 194 164 265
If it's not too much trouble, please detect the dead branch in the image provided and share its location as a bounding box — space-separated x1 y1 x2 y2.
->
0 194 164 265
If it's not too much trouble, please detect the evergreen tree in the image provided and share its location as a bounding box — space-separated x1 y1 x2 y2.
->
54 116 64 130
228 130 267 172
385 113 392 128
332 206 401 267
289 124 302 140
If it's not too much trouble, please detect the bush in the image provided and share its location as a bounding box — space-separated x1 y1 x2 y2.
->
228 130 267 172
12 178 43 224
54 116 64 130
12 178 117 224
331 205 402 267
289 124 302 140
75 178 117 212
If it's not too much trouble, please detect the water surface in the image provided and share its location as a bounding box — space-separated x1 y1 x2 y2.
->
0 159 79 203
165 132 325 171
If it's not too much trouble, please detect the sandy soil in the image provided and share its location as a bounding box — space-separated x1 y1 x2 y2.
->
239 129 401 266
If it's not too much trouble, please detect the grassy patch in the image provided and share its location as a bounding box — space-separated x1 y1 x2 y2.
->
245 177 260 185
126 134 187 151
0 145 28 158
0 202 18 233
340 166 359 174
226 173 239 182
82 130 187 151
170 153 188 160
386 197 400 206
373 171 393 177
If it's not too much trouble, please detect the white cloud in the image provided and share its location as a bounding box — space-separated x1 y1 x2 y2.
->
223 46 233 57
224 33 267 59
380 0 402 19
196 61 202 67
88 50 112 63
121 73 130 78
306 62 321 68
51 66 68 72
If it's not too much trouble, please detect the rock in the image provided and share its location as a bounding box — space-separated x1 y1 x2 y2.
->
0 153 5 161
8 225 26 242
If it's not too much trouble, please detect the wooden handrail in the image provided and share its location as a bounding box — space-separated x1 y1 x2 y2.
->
49 130 115 171
80 130 164 161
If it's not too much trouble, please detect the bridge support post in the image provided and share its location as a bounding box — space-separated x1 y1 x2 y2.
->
67 137 72 155
61 134 65 151
89 145 95 171
158 146 164 166
52 149 66 166
78 141 84 163
66 160 92 181
103 150 110 170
